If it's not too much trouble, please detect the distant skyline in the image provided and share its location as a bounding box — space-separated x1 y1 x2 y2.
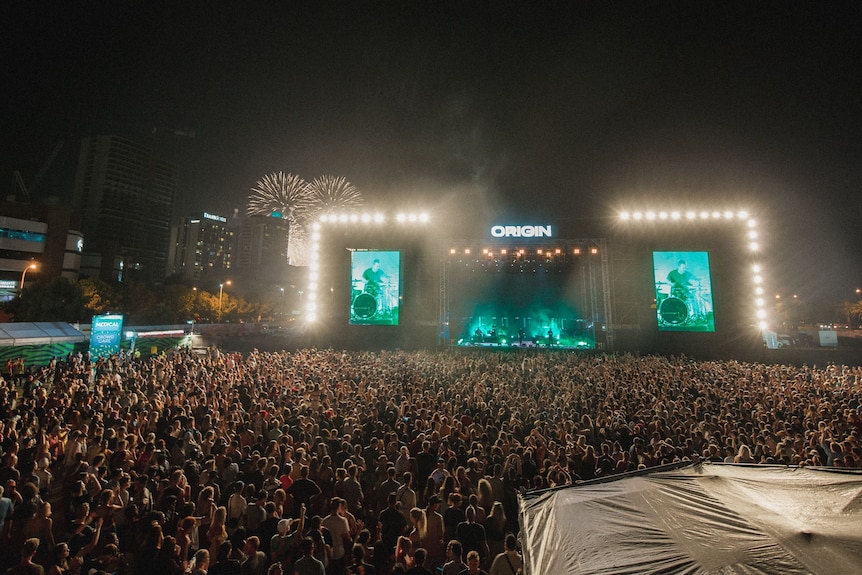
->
4 2 862 302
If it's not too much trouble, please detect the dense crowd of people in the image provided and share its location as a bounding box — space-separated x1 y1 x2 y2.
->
0 347 859 575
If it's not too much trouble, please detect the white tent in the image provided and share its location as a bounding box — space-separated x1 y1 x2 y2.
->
518 463 862 574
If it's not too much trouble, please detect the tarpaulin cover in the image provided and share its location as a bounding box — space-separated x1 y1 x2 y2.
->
518 463 862 574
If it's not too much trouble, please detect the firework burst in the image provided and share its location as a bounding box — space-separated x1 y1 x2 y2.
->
307 175 363 216
247 172 314 220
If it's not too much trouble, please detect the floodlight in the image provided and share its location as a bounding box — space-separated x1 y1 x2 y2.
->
590 247 599 255
749 242 759 251
620 211 631 220
646 211 656 220
758 321 768 330
349 214 359 222
712 211 721 219
659 212 668 220
747 219 757 228
573 248 581 255
738 211 749 219
338 214 348 223
374 213 385 223
419 213 429 223
396 213 406 222
752 264 761 273
686 211 696 220
724 210 734 219
671 211 681 220
361 214 371 223
748 230 758 239
756 309 767 319
408 214 417 222
756 298 765 307
700 211 710 219
755 287 764 295
633 212 643 220
753 275 762 284
450 248 457 254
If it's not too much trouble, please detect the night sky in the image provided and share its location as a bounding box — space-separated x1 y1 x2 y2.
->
4 2 862 303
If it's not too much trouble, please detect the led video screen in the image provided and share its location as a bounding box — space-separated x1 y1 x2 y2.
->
350 250 400 325
653 251 715 332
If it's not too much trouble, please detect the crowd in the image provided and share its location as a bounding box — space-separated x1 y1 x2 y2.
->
0 347 860 575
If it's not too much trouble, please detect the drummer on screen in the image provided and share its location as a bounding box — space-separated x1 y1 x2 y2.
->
362 259 389 297
666 259 698 301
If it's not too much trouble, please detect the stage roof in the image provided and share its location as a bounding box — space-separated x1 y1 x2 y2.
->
0 322 87 346
518 463 862 574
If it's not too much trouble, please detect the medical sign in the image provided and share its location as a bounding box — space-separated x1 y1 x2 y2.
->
89 314 124 358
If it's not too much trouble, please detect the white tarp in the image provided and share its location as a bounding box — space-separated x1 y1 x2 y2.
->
518 463 862 574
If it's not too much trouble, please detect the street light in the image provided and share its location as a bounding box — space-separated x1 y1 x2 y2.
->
19 262 37 293
218 280 232 322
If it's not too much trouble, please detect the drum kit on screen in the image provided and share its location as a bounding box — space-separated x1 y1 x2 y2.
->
351 279 398 320
655 281 711 326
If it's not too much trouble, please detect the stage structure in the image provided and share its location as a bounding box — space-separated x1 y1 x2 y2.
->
440 233 613 350
611 208 767 356
303 207 767 356
305 212 439 349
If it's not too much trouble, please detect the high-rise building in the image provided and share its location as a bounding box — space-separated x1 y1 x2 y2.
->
169 212 235 281
72 135 177 282
234 214 291 283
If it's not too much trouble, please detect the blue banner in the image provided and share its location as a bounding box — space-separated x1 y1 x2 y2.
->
90 314 124 358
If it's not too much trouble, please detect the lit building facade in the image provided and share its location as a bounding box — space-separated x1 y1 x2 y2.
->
169 212 235 281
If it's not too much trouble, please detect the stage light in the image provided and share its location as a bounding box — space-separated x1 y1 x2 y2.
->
756 298 765 307
464 248 471 255
374 213 385 223
482 248 488 254
361 214 371 223
408 214 417 222
349 214 358 222
500 249 507 255
700 211 710 219
738 210 749 219
554 248 561 255
712 211 721 219
646 211 656 220
396 213 407 222
756 309 767 319
312 221 321 231
755 287 764 295
749 242 759 251
724 210 735 219
450 248 456 254
758 320 768 330
686 211 696 220
748 230 758 239
747 218 757 228
752 264 761 273
754 275 762 284
620 211 631 220
537 249 543 255
659 211 668 220
311 232 321 241
319 214 329 223
671 211 681 220
419 213 429 223
590 247 599 255
633 212 643 220
573 248 581 255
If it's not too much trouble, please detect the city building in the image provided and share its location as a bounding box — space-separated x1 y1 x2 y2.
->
72 135 177 282
168 212 235 281
0 203 83 301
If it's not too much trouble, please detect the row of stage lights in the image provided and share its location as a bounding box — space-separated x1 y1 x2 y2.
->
305 212 432 322
317 212 430 224
621 207 768 331
450 247 600 256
